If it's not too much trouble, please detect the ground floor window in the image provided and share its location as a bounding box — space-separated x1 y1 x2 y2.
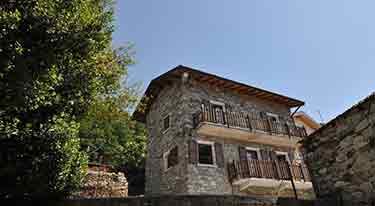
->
164 146 178 170
198 141 215 166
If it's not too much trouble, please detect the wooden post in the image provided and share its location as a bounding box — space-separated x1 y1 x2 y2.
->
222 110 227 125
266 119 272 135
246 114 252 131
288 163 298 200
285 123 291 138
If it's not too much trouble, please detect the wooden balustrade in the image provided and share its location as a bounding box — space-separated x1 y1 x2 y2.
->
193 104 307 138
228 160 311 183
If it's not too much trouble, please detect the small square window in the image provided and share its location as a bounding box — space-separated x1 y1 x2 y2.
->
198 143 214 165
163 114 170 132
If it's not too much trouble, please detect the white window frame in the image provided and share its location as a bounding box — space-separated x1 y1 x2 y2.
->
266 112 279 122
162 113 171 134
163 146 178 172
209 100 226 112
197 140 216 167
245 147 262 160
275 151 290 164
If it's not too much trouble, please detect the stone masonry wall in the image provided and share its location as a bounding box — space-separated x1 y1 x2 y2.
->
302 94 375 205
145 80 189 195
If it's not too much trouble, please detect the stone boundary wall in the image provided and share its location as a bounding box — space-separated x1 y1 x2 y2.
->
302 93 375 205
73 170 128 198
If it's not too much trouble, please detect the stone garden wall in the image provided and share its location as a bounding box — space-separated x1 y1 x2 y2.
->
73 171 128 198
302 93 375 205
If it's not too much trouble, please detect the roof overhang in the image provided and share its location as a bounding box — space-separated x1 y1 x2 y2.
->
293 112 321 130
133 65 305 123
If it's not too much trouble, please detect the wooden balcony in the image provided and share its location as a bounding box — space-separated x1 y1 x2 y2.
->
192 105 307 147
228 160 311 183
227 160 312 191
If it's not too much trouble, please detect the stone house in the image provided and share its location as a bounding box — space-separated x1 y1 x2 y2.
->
302 93 375 205
133 65 315 198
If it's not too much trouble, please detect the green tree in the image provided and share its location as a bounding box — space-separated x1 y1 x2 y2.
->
79 87 147 169
0 0 130 199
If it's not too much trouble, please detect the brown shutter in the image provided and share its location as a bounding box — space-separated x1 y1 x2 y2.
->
239 146 247 161
260 149 270 160
288 150 295 164
215 142 224 168
189 139 198 164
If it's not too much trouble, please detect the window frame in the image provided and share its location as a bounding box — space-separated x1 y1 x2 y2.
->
245 147 262 161
197 140 216 167
162 113 171 133
275 151 290 164
163 146 178 171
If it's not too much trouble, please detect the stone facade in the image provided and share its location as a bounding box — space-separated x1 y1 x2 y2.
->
302 93 375 205
145 81 188 195
143 69 311 198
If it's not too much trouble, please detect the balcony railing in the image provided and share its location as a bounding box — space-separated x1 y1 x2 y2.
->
193 104 307 138
227 160 311 183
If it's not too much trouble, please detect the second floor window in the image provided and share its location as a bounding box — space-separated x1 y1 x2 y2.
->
163 114 170 132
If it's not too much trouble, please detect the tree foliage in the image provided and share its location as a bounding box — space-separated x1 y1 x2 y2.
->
79 86 147 169
0 0 130 199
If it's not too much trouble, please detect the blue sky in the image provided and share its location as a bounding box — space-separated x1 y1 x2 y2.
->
112 0 375 122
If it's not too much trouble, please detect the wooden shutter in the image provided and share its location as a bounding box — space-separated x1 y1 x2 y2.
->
239 146 247 161
260 149 270 160
215 142 224 168
189 139 198 164
288 150 295 163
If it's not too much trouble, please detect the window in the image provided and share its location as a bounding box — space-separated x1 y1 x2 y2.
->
163 114 170 132
198 141 215 166
246 147 261 160
276 151 290 163
164 146 178 170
